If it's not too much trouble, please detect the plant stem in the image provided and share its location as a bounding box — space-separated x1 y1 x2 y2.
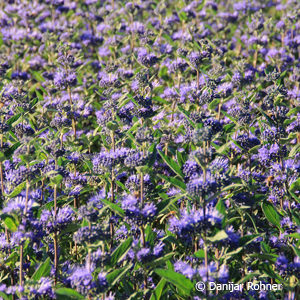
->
110 131 115 249
19 245 23 286
110 170 115 249
60 132 63 149
140 172 144 206
25 180 29 213
140 225 147 290
53 232 58 285
111 131 115 151
253 49 258 68
139 160 147 289
202 142 208 295
0 134 3 195
54 185 57 217
41 178 44 202
171 73 180 122
88 222 92 300
0 162 3 196
53 184 58 285
130 15 134 50
88 222 92 271
74 196 79 209
20 179 30 287
67 86 76 139
217 99 222 120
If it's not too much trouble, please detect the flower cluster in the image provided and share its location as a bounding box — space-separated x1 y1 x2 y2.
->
0 0 298 299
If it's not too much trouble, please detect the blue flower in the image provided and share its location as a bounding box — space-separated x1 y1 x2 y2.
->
36 277 55 298
97 272 108 292
174 260 197 279
3 197 35 216
141 203 157 218
69 267 95 295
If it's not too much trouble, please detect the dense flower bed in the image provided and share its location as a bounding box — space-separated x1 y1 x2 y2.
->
0 0 299 299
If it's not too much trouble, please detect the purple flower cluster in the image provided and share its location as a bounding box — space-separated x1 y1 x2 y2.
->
121 195 157 225
0 0 298 299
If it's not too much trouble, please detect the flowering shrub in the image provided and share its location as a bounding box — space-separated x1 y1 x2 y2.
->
0 0 299 299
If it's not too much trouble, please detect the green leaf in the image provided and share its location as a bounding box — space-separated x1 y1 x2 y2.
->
32 257 51 281
109 237 133 267
229 138 244 151
214 141 230 155
216 199 226 215
4 142 21 158
154 269 194 296
223 123 236 133
289 178 300 202
249 253 277 261
150 278 166 300
106 121 119 131
50 175 63 185
287 107 300 117
286 233 300 240
158 66 170 81
223 247 243 259
246 213 259 234
30 97 39 108
36 90 44 101
289 144 300 158
259 264 284 283
221 110 238 125
4 216 18 232
106 264 132 287
262 201 281 228
115 180 130 193
292 212 300 226
178 106 195 128
152 96 169 105
100 134 110 148
60 223 80 235
292 245 300 257
178 11 188 22
5 251 18 266
194 249 211 259
158 150 184 178
208 98 220 110
145 252 175 268
9 130 18 141
0 152 5 162
101 198 125 217
240 234 262 246
207 230 228 242
55 288 84 299
7 113 21 126
148 144 158 168
31 71 45 82
35 126 49 137
248 145 260 154
7 181 26 198
0 292 9 300
162 33 175 45
156 194 182 216
257 107 275 125
158 174 186 191
260 241 271 253
176 151 185 168
145 225 155 245
237 271 261 284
